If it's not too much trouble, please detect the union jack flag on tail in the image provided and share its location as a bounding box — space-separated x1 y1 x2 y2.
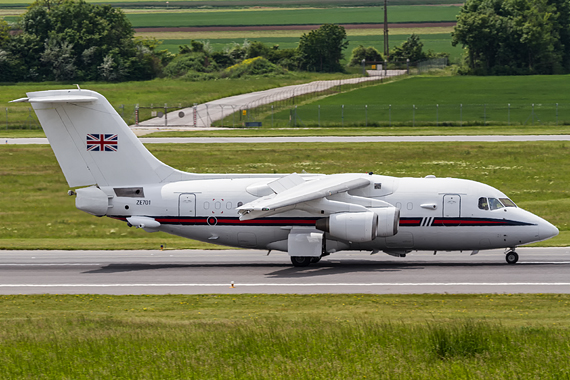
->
86 134 118 152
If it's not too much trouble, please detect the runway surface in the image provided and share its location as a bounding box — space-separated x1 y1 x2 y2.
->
1 247 569 295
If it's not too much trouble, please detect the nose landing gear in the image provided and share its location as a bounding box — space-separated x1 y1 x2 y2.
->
505 250 519 264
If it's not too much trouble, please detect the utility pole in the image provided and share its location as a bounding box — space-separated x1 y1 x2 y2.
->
383 0 389 59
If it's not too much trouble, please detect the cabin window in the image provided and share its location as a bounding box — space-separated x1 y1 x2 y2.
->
204 202 210 210
488 198 504 210
478 197 489 210
500 198 517 208
215 202 221 210
226 202 233 209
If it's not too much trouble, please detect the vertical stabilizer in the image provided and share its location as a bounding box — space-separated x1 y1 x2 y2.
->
18 89 188 187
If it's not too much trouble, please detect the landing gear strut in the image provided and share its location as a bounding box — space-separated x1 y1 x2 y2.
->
505 250 519 264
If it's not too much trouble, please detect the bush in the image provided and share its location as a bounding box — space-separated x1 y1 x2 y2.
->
163 52 218 78
224 57 284 78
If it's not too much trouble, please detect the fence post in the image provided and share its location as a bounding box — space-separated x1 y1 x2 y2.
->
436 104 439 127
389 105 392 127
318 105 320 127
532 103 535 125
232 105 236 127
413 105 415 127
193 103 197 127
5 108 7 129
484 104 487 125
271 105 274 128
206 104 209 127
342 105 344 127
556 103 559 125
365 105 368 127
220 105 224 127
508 104 510 126
164 103 168 127
135 104 139 126
460 104 462 127
120 104 124 119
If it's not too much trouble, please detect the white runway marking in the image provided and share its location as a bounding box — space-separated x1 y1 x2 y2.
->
1 283 570 287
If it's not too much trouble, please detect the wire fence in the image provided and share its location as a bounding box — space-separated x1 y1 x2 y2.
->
215 103 570 128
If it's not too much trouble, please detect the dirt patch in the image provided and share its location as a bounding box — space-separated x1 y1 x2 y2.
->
134 22 456 33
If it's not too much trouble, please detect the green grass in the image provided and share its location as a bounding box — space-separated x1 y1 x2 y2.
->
1 141 569 249
0 0 463 6
0 74 358 127
0 294 569 379
125 6 459 28
253 75 570 127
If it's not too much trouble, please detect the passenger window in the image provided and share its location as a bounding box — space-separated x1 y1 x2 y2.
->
488 198 504 210
499 198 517 208
478 197 489 210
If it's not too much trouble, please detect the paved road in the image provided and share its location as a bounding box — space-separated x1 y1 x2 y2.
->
5 135 570 145
137 71 407 128
1 248 569 295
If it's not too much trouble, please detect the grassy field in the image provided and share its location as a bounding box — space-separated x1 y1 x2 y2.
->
1 141 569 250
0 0 465 8
249 75 570 127
0 294 569 378
124 6 459 28
0 73 358 128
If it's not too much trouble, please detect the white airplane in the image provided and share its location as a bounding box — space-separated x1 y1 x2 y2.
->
12 89 559 266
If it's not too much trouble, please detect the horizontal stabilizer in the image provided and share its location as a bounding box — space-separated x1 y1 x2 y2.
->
10 95 98 103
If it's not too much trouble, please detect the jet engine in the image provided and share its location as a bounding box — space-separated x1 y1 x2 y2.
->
315 207 400 242
372 207 400 237
316 212 378 242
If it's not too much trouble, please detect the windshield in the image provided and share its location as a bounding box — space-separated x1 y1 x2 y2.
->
499 198 517 208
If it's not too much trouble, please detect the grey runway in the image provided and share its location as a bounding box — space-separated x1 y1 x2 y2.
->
6 135 570 145
0 247 569 295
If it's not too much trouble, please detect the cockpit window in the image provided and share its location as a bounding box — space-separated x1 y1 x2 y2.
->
488 198 504 210
499 198 517 208
478 197 489 210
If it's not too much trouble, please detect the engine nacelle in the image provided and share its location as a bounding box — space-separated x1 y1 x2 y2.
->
316 212 378 242
371 207 400 237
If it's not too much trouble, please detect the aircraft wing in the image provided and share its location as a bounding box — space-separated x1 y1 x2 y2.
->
238 174 372 220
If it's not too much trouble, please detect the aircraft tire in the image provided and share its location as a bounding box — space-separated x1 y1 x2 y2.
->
505 251 519 264
291 256 312 267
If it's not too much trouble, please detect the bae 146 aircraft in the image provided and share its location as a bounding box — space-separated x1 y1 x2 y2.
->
12 89 559 266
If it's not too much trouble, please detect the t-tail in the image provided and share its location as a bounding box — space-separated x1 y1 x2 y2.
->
11 89 192 188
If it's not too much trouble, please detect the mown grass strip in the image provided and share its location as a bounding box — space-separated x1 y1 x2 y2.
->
1 141 569 250
125 6 460 28
0 294 569 379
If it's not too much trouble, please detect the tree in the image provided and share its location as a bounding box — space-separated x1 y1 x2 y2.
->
390 34 427 62
348 45 383 66
297 23 349 72
452 0 569 75
6 0 163 82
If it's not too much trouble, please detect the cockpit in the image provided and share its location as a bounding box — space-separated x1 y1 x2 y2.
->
478 197 517 210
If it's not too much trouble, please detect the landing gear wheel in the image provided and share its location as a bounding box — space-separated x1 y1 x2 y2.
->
291 256 312 267
506 251 519 264
310 257 321 264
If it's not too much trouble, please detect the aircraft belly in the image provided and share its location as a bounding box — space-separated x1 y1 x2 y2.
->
162 225 289 249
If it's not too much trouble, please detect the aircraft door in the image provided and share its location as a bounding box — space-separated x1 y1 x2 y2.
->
178 194 196 216
443 194 461 217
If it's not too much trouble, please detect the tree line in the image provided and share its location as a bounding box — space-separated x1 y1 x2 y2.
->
0 0 448 83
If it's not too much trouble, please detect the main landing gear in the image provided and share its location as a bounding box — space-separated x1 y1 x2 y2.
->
505 249 519 264
290 256 321 267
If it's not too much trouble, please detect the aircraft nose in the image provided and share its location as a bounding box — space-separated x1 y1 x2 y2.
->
538 219 559 241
